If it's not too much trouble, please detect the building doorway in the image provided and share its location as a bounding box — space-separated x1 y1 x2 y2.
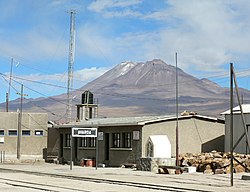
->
60 134 63 158
74 138 78 161
105 133 109 160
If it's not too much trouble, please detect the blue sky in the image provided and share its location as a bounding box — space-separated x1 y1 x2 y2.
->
1 0 250 104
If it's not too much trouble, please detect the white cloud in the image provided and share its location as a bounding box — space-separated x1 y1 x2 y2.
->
3 66 109 100
143 10 171 21
102 8 142 18
74 67 109 82
88 0 142 17
2 0 250 81
13 67 109 88
88 0 142 12
159 0 250 73
103 0 250 75
82 0 250 76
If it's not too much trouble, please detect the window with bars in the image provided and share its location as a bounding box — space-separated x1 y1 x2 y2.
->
79 137 96 148
90 137 96 147
79 137 88 147
65 134 71 147
112 133 120 148
122 132 132 148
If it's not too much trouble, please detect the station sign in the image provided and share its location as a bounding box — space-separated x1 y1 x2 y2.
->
72 127 97 137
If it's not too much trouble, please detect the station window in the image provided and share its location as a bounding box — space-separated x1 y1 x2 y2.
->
112 132 132 148
89 138 96 147
65 134 71 147
8 130 17 136
79 137 88 147
35 130 44 136
112 133 120 148
122 132 132 148
79 137 96 148
0 130 4 136
22 130 31 136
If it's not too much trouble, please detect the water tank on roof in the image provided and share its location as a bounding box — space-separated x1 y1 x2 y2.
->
82 91 93 104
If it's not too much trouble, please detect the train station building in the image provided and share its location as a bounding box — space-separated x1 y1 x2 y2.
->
52 92 225 167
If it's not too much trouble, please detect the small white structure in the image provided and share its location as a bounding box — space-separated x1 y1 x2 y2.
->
221 104 250 153
146 135 171 158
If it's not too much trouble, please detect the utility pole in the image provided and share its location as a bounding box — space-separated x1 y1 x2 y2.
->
6 58 14 112
66 10 76 123
175 52 179 171
230 63 234 186
16 84 28 160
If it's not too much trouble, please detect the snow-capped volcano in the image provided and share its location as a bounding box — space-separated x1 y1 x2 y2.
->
119 61 137 75
3 59 250 121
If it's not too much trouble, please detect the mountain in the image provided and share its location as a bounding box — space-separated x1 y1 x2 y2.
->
2 59 250 122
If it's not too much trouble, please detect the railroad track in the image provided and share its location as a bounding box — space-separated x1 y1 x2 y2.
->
0 168 213 192
0 177 90 192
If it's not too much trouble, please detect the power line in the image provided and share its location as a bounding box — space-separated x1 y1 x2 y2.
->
1 74 19 93
1 64 250 107
4 62 250 93
8 74 68 90
1 73 72 120
0 71 245 105
1 73 70 107
1 70 230 92
27 114 48 132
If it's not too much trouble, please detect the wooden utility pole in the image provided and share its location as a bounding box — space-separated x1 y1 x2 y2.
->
229 63 250 186
175 52 179 169
16 84 28 160
230 63 234 186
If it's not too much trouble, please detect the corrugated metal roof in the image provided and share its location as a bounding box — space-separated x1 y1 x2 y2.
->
54 115 173 128
54 114 223 128
221 104 250 115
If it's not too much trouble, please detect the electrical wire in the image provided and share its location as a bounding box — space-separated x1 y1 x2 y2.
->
0 69 230 92
0 68 248 106
3 59 250 94
1 63 250 118
1 74 70 120
27 114 48 132
4 59 249 91
1 74 19 93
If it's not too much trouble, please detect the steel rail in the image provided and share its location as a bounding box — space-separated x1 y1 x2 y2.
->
0 168 213 192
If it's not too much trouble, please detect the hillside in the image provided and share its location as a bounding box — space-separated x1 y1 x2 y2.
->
2 59 250 122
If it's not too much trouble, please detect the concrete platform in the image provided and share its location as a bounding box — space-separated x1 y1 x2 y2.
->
0 162 250 192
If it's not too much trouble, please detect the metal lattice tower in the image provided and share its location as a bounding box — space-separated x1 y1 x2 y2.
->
66 10 76 122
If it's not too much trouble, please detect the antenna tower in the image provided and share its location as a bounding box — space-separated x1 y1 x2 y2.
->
66 10 76 122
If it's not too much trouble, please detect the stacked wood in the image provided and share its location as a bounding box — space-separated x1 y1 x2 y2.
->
179 150 250 174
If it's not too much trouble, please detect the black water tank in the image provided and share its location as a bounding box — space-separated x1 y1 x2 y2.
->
82 91 93 104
